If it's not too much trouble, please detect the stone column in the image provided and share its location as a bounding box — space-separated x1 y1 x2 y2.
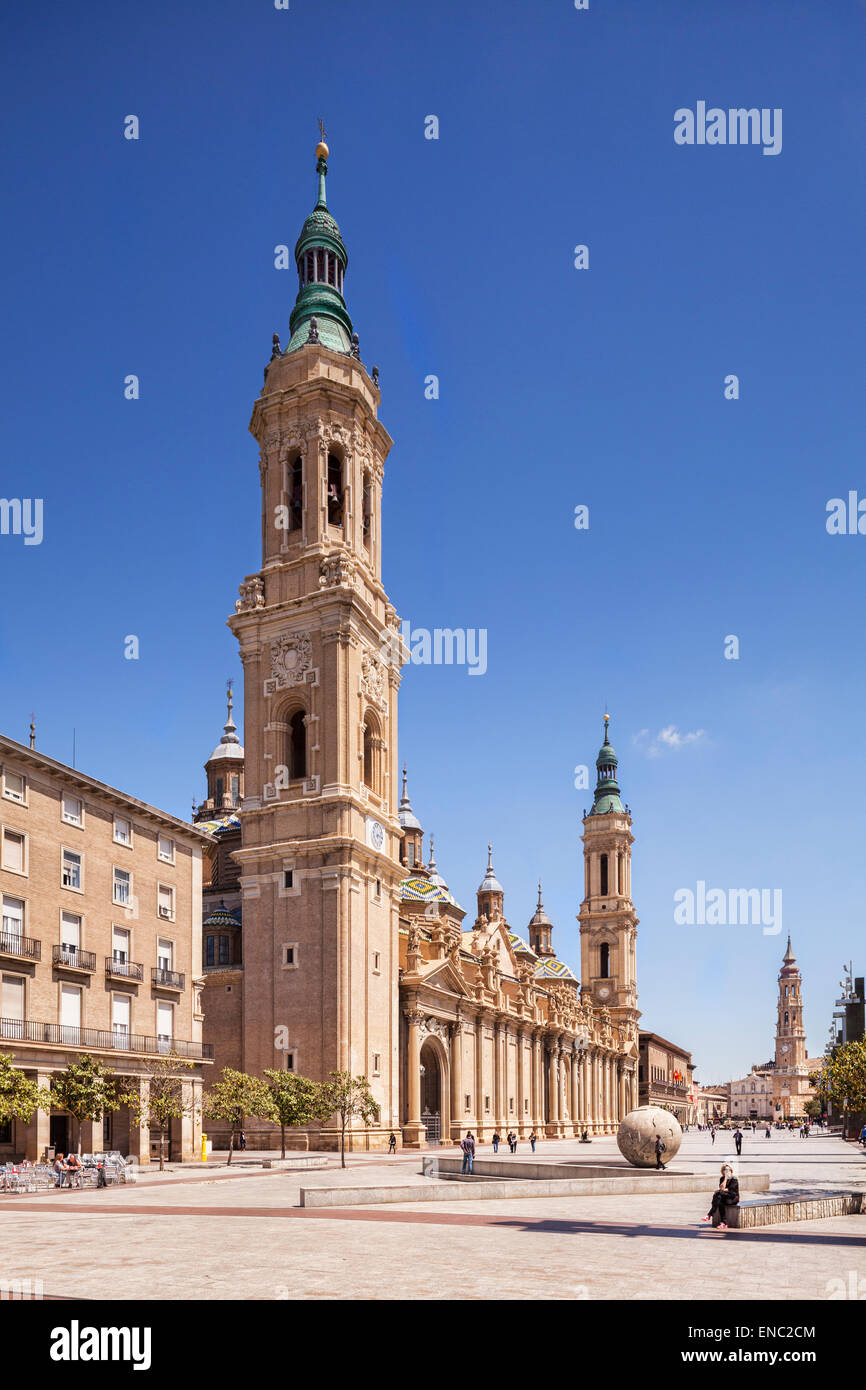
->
516 1030 526 1135
530 1031 539 1130
402 1009 426 1148
475 1017 485 1137
605 1056 614 1132
493 1020 505 1130
547 1042 559 1135
125 1078 151 1165
449 1021 463 1146
23 1070 52 1161
571 1045 580 1134
592 1053 602 1135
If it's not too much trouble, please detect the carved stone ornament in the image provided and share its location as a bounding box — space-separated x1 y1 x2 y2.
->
319 554 354 589
236 576 265 612
361 651 387 709
269 631 313 687
421 1016 450 1042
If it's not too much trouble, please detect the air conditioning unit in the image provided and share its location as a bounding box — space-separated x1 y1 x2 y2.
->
159 906 172 919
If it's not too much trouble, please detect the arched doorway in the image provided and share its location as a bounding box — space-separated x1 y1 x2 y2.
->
420 1040 442 1146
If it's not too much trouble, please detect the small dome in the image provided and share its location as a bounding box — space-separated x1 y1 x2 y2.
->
398 765 422 831
206 684 244 765
203 901 241 929
477 844 503 896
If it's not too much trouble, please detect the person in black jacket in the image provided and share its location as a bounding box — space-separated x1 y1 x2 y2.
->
654 1135 666 1170
701 1164 740 1227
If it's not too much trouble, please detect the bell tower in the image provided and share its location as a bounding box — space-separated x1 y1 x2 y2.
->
773 936 808 1118
227 135 404 1148
578 716 639 1029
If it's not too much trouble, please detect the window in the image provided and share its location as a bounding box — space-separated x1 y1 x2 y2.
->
205 936 215 966
112 926 130 965
289 456 302 531
327 454 343 527
362 473 372 546
157 939 173 973
1 974 24 1024
284 1051 296 1072
62 794 83 827
60 911 81 963
282 944 297 969
215 777 224 806
112 995 130 1040
0 1120 11 1143
284 870 294 890
374 878 381 898
113 867 131 906
600 854 608 896
158 884 175 921
62 848 82 890
218 935 230 965
2 770 25 804
289 712 306 780
60 983 81 1041
484 1096 490 1113
156 1001 173 1050
372 951 381 974
1 897 24 948
363 724 373 790
599 943 610 979
2 830 26 874
407 842 415 868
113 816 132 846
157 834 174 864
230 776 239 807
465 1094 471 1111
372 1053 381 1075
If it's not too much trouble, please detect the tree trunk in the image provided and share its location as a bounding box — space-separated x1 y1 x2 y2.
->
281 1124 286 1161
159 1134 166 1172
340 1114 346 1169
228 1127 235 1166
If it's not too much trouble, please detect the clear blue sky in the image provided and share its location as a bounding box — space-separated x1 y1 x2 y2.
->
2 0 864 1080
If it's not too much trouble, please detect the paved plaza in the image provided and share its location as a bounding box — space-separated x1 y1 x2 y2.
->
1 1130 864 1301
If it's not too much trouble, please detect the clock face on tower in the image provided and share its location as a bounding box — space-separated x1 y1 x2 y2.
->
780 1043 790 1054
597 985 611 1001
366 817 385 851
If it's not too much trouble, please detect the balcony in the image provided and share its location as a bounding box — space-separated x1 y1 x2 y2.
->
0 933 41 962
105 957 144 982
151 967 185 991
52 945 96 974
0 1016 212 1060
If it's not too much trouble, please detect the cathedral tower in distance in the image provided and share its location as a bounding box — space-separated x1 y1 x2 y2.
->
577 717 640 1035
227 137 403 1146
773 936 809 1118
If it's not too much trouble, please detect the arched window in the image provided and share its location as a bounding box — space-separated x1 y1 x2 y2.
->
327 454 343 527
289 712 306 780
599 943 610 979
215 777 224 807
363 724 373 790
600 854 608 896
784 1011 789 1026
327 255 336 286
289 456 303 532
362 472 372 547
205 936 215 966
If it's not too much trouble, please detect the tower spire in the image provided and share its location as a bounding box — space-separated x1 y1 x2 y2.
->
285 129 354 354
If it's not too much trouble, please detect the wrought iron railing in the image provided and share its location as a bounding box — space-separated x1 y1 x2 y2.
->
151 967 185 990
0 933 41 961
52 946 97 972
105 958 144 982
0 1016 212 1060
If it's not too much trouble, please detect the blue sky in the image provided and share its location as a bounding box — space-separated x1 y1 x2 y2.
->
2 0 864 1079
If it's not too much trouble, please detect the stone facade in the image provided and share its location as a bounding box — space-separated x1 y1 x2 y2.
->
637 1032 696 1123
0 735 212 1162
198 143 640 1149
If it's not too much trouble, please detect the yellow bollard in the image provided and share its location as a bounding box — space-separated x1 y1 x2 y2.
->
201 1133 207 1163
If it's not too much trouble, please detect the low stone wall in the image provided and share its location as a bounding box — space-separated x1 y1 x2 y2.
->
299 1171 771 1208
724 1191 864 1228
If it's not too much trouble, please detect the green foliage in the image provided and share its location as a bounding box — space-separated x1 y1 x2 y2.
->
51 1055 121 1155
120 1053 198 1171
325 1071 381 1168
203 1068 276 1163
813 1041 866 1132
0 1052 51 1125
263 1070 333 1160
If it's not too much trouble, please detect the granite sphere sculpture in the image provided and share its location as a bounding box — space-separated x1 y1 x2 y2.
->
617 1106 683 1168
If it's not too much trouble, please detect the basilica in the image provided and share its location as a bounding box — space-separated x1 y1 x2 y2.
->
194 139 642 1149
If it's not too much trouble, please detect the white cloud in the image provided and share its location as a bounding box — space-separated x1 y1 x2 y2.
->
636 725 706 758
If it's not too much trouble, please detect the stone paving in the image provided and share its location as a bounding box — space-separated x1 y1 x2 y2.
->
0 1130 863 1300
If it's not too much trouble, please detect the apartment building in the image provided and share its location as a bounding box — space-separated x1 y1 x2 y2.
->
0 733 214 1162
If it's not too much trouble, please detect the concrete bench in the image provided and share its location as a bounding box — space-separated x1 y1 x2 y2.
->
713 1190 864 1228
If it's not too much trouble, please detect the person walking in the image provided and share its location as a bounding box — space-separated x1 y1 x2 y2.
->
491 1130 501 1154
509 1131 517 1154
460 1131 475 1175
701 1165 740 1229
710 1126 716 1145
654 1135 667 1170
859 1123 866 1148
734 1127 743 1157
765 1124 771 1139
388 1132 397 1155
239 1130 247 1152
529 1130 537 1153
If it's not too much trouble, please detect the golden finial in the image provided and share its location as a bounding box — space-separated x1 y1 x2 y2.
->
316 118 329 162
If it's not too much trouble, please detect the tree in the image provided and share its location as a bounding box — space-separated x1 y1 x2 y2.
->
51 1055 121 1155
803 1098 823 1122
119 1054 199 1171
811 1041 866 1139
263 1070 333 1160
0 1052 52 1132
325 1071 380 1169
203 1068 275 1164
